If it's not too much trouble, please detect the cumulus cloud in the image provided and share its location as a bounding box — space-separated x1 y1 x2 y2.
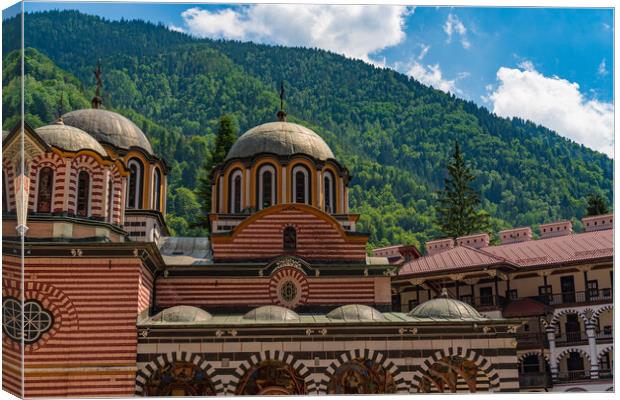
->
180 5 411 63
168 24 185 33
488 66 614 156
443 13 470 49
407 62 458 94
417 44 430 60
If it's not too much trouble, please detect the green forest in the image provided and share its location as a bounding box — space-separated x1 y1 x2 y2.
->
2 11 613 249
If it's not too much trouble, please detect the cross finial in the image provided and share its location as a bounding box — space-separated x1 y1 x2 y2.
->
55 91 65 124
91 59 103 109
277 81 287 121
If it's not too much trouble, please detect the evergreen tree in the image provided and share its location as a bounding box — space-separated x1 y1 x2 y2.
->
196 114 239 229
586 193 609 216
435 142 489 238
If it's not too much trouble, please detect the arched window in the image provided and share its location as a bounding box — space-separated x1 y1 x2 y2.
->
258 165 276 210
229 169 243 213
323 171 335 213
153 168 162 211
36 167 54 213
76 171 90 217
126 159 144 209
107 178 114 223
292 165 310 204
283 226 297 251
2 170 8 213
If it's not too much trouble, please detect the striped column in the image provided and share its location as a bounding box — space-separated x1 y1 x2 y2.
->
546 327 558 382
59 158 72 214
585 322 599 379
91 169 105 219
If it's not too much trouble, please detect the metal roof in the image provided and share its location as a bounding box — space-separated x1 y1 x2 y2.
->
158 236 213 266
408 296 486 321
35 121 108 157
62 108 154 155
225 121 335 161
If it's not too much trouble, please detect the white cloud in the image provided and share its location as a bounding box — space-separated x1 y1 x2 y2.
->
168 24 185 33
443 13 470 49
180 5 411 63
407 62 457 94
417 44 430 60
598 58 608 76
488 66 614 156
517 59 535 72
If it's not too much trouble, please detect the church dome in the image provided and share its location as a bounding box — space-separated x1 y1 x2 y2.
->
62 109 154 155
243 305 300 321
35 121 107 157
152 306 212 323
326 304 386 321
409 291 486 320
225 121 334 161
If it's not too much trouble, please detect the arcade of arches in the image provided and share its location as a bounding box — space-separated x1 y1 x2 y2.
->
235 360 306 395
143 362 216 397
417 356 487 393
327 358 396 395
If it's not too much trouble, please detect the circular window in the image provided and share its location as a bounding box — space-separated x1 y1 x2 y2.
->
279 281 298 303
2 297 53 344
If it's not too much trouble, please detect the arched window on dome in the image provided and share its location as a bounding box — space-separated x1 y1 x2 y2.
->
257 164 276 210
292 165 310 205
323 171 335 213
229 169 243 213
153 168 162 212
76 171 90 217
107 178 114 223
283 226 297 251
36 167 54 213
126 159 144 209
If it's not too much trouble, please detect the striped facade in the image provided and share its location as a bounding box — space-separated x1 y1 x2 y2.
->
1 254 154 398
135 328 520 395
156 276 389 309
211 205 367 262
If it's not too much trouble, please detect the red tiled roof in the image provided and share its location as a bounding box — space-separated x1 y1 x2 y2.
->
484 229 613 267
398 229 613 277
398 245 506 275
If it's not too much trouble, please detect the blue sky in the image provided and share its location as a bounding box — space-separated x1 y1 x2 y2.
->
6 2 615 155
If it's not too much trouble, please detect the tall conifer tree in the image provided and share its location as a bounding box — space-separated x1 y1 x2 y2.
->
197 114 238 229
585 193 609 216
435 142 489 238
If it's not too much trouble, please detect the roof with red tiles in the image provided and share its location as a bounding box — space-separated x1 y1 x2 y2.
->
398 229 613 277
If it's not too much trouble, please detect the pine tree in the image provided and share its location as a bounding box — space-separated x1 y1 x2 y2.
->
586 193 609 216
196 114 239 229
435 142 489 238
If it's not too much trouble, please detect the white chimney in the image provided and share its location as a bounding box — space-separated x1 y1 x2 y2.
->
456 233 490 249
425 238 454 256
582 214 613 232
499 227 532 245
539 220 572 239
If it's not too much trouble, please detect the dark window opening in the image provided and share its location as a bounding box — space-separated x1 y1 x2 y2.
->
233 175 242 213
37 167 54 213
295 171 306 203
127 159 144 209
479 286 493 306
262 170 273 209
324 174 333 213
283 226 297 251
76 171 90 217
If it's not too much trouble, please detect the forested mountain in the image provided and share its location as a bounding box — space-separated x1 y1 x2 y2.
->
2 11 613 248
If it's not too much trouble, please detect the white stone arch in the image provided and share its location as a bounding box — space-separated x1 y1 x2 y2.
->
549 308 589 330
411 347 501 393
555 347 591 367
518 351 549 364
291 164 310 205
597 345 613 365
134 351 224 396
228 168 244 213
227 350 312 395
322 170 335 213
592 304 613 324
317 348 408 394
126 158 144 209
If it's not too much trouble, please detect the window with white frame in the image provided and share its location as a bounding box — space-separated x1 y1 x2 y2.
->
229 169 243 213
292 165 310 204
258 164 276 209
323 171 335 213
126 159 143 209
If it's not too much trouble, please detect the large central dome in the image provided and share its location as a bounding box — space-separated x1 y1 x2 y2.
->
225 121 335 161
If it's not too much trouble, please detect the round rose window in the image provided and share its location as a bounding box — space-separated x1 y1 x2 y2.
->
279 280 298 303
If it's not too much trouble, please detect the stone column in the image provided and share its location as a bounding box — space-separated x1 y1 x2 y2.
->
546 327 558 382
585 322 599 379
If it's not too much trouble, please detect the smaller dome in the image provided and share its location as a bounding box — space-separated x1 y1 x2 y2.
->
327 304 386 321
243 305 300 321
409 291 485 320
62 109 154 155
35 121 107 157
152 306 212 323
